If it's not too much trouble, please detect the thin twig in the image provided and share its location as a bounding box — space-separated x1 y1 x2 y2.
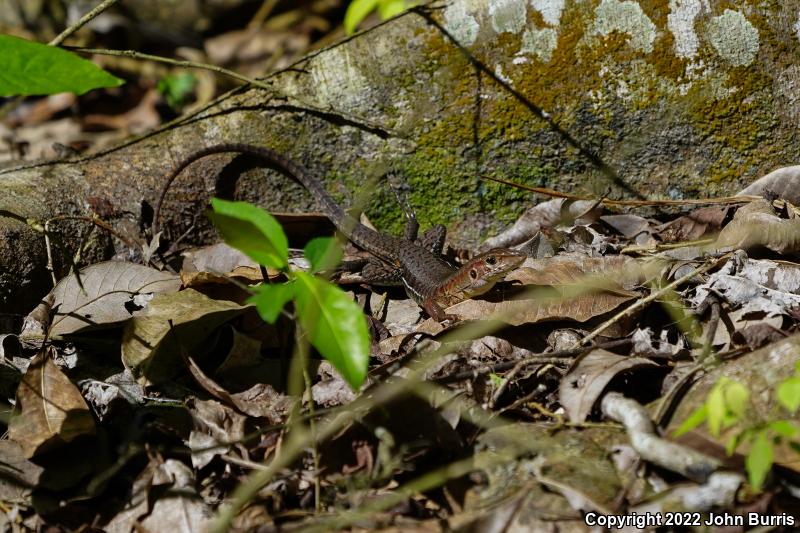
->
698 296 721 365
211 316 517 532
574 256 729 349
480 174 761 208
488 359 526 409
67 47 277 92
621 238 716 255
47 214 138 249
248 0 280 28
50 0 122 46
433 339 631 384
498 387 550 416
43 220 57 286
220 453 270 471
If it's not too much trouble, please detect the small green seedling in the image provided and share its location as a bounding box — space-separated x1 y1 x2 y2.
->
675 366 800 491
208 198 369 389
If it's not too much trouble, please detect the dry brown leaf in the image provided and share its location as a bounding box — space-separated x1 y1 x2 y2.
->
715 199 800 254
558 349 658 423
737 165 800 204
439 264 639 327
121 289 248 385
103 457 156 533
138 459 212 532
657 206 729 242
183 348 289 422
0 440 44 502
522 254 643 290
479 199 602 251
187 398 247 469
181 242 259 273
601 214 655 245
82 89 160 134
7 93 76 127
8 348 96 458
442 290 635 327
44 261 180 336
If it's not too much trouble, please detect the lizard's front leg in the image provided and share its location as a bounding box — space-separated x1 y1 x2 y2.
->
422 297 457 323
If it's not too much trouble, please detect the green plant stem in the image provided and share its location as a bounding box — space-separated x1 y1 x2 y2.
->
303 455 482 532
211 317 505 532
303 367 321 513
213 257 700 530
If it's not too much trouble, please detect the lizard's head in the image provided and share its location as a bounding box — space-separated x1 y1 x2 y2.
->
438 248 526 306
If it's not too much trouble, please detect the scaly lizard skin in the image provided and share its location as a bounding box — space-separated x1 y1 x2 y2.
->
153 143 525 321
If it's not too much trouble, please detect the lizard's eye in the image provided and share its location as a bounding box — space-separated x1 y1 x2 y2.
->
486 256 497 266
469 269 478 279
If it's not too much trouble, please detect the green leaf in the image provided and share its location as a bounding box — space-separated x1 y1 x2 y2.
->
777 377 800 413
727 427 754 456
768 420 799 439
208 198 289 271
488 373 505 388
674 405 707 437
293 271 369 389
723 381 750 418
344 0 380 34
725 433 740 456
249 283 294 323
157 72 197 109
378 0 408 19
0 34 123 96
706 382 726 437
745 430 773 491
304 237 343 273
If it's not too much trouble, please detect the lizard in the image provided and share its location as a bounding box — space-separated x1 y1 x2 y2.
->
152 143 526 322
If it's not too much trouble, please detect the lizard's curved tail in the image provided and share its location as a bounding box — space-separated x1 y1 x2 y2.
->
151 143 401 265
152 143 348 236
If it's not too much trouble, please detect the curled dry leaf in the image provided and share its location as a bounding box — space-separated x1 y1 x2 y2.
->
187 398 247 469
479 199 601 251
558 349 659 423
0 440 44 502
8 348 96 458
40 261 181 336
737 165 800 204
714 199 800 254
731 322 787 350
601 214 656 246
656 205 730 242
105 455 214 532
630 328 687 358
138 459 213 532
121 289 248 385
183 346 289 422
312 361 357 407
